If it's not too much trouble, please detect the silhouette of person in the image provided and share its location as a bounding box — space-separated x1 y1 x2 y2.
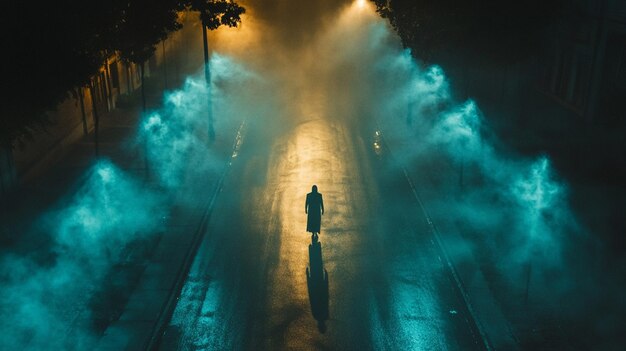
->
305 185 324 241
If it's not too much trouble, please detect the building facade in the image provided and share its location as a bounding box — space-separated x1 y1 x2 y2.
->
0 12 201 198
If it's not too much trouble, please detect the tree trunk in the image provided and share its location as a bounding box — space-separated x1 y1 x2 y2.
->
499 63 508 113
140 62 150 179
0 146 8 198
0 146 14 211
127 63 133 94
176 35 182 85
99 72 110 113
89 81 100 157
0 150 5 198
77 87 88 135
162 40 168 90
105 58 114 111
202 24 215 140
7 147 15 186
140 62 146 112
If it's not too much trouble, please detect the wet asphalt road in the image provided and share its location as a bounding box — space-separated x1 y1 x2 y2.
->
159 111 485 350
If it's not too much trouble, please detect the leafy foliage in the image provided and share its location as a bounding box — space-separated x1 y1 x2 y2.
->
188 0 245 30
114 0 184 65
3 1 111 148
2 0 245 149
372 0 561 63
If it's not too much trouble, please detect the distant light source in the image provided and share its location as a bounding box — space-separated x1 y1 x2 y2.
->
356 0 367 9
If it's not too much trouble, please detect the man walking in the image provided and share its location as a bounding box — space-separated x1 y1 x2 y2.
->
305 185 324 242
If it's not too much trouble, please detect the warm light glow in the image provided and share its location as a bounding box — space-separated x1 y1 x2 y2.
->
342 0 378 27
208 13 260 59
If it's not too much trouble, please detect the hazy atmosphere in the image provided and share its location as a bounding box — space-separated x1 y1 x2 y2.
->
1 0 624 350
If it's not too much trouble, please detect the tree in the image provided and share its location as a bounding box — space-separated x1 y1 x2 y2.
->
2 0 242 160
76 2 126 156
115 0 183 112
2 1 106 150
372 0 561 64
2 0 123 164
2 0 187 157
112 0 184 175
187 0 245 140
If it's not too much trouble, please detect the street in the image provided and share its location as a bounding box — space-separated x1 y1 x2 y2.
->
160 110 485 350
3 1 625 350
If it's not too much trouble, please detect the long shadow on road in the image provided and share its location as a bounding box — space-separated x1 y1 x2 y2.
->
306 240 329 333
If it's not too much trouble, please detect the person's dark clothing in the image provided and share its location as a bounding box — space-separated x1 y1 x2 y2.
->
306 191 324 233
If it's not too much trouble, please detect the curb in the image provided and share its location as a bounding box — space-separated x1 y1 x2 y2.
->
145 121 246 350
95 121 246 351
376 124 494 350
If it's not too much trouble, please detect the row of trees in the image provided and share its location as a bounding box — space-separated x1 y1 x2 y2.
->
2 0 244 151
372 0 561 65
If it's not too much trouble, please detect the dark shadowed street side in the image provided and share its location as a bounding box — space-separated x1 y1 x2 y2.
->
1 1 625 350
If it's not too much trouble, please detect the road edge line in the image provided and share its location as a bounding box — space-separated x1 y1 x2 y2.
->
375 123 493 351
401 167 493 351
145 121 246 350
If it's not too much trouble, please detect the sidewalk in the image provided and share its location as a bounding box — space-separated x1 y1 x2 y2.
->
0 87 158 351
0 94 145 252
377 121 592 349
379 135 518 350
95 120 243 350
0 60 242 350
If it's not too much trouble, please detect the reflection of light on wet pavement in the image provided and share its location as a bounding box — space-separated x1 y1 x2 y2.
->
373 130 383 156
370 248 453 350
230 71 379 345
231 121 246 159
163 0 489 347
257 115 363 348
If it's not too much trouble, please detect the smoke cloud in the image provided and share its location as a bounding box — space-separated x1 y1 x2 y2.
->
235 0 618 345
0 31 260 350
1 1 621 349
302 1 616 346
0 161 162 349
